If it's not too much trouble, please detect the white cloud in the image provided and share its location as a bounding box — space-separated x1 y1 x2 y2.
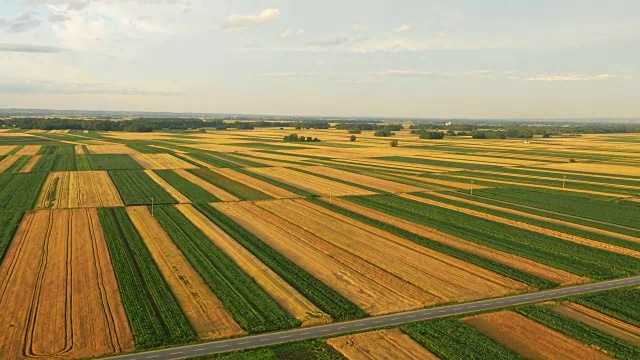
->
393 24 411 34
352 25 368 33
308 36 349 47
252 72 324 78
0 12 42 33
374 69 624 82
0 43 65 53
511 74 618 81
223 9 281 28
280 28 303 40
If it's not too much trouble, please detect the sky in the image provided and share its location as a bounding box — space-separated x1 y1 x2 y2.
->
0 0 639 118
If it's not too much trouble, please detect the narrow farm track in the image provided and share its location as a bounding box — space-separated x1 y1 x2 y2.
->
100 277 640 360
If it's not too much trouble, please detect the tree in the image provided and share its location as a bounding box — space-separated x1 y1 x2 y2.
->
419 131 445 139
350 135 357 141
283 133 299 142
374 128 393 137
390 139 399 147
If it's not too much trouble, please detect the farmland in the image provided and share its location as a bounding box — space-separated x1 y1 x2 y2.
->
0 125 639 359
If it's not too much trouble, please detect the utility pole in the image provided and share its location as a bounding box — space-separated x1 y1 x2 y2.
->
562 176 566 189
151 197 154 217
470 180 474 195
329 189 332 205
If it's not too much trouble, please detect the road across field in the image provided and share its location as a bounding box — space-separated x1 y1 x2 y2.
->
102 276 640 360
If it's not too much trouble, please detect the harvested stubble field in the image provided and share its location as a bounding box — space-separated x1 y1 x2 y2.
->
176 204 330 327
250 167 375 196
211 167 300 199
550 302 640 346
327 329 439 360
463 310 611 360
324 197 584 285
126 206 244 339
37 171 124 209
0 209 134 359
2 128 640 357
215 199 525 315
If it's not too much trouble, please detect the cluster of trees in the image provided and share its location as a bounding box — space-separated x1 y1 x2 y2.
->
337 123 404 134
283 133 321 142
417 130 445 139
1 117 227 132
294 121 330 129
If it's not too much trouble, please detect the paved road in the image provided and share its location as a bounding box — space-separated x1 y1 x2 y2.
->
102 276 640 360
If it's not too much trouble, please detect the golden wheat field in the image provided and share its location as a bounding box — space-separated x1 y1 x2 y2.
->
0 126 639 359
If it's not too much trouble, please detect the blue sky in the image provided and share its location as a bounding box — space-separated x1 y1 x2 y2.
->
0 0 638 118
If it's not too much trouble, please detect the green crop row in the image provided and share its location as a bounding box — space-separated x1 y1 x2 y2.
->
346 194 640 279
447 190 640 239
574 288 640 328
212 338 345 360
414 192 640 252
31 154 77 172
4 155 31 173
109 170 176 205
378 155 502 171
474 188 640 229
442 171 637 196
291 167 383 193
400 318 523 359
0 173 47 210
208 152 269 168
516 305 640 360
307 198 556 290
84 154 143 170
152 205 299 333
154 170 219 203
98 207 196 348
194 203 367 321
0 211 23 263
38 144 75 155
188 169 272 200
235 168 316 197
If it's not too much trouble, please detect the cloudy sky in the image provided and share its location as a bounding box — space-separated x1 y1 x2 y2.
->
0 0 639 118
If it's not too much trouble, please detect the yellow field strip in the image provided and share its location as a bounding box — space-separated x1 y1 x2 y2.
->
211 168 300 199
325 197 585 285
126 206 245 340
394 173 491 190
0 155 21 172
177 204 331 326
14 145 41 156
429 191 640 244
446 173 627 198
469 170 640 190
143 170 191 203
464 310 611 360
19 155 41 173
400 193 640 259
327 329 439 360
551 303 640 346
173 169 240 201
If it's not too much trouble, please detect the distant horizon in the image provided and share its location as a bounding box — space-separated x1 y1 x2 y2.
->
2 107 640 124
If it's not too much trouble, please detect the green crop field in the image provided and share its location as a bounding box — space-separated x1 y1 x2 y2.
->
188 168 272 200
85 154 144 170
0 172 48 210
345 194 640 279
152 205 299 333
154 170 219 202
2 124 640 359
109 170 177 205
98 207 196 348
